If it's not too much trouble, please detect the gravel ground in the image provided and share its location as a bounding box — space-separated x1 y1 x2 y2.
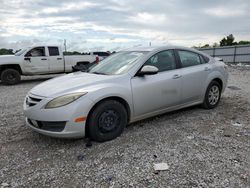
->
0 67 250 188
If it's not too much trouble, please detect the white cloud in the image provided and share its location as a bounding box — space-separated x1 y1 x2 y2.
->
41 2 97 14
128 12 168 25
204 6 246 17
87 38 138 43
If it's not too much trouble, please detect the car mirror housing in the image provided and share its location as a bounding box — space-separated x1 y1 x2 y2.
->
24 57 31 61
137 65 159 76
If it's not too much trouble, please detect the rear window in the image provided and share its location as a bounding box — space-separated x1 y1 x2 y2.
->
48 47 60 56
93 52 110 56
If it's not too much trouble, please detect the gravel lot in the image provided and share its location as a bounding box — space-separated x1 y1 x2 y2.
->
0 67 250 188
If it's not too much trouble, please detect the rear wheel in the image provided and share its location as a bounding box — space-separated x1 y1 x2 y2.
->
87 100 128 142
202 81 221 109
1 69 21 85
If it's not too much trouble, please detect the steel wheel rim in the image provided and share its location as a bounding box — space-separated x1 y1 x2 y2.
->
7 74 16 81
98 109 120 133
208 85 220 105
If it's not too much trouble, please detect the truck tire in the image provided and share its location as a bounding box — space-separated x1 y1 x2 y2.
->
1 69 21 85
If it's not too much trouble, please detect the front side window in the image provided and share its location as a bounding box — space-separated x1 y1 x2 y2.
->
89 51 147 75
26 47 45 57
144 50 176 72
178 50 202 68
48 47 60 56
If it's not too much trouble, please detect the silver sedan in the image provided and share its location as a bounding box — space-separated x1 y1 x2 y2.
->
23 46 228 142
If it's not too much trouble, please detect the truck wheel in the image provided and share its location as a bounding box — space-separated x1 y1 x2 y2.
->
1 69 21 85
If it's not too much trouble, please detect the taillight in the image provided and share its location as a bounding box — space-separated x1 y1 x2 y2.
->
96 56 99 63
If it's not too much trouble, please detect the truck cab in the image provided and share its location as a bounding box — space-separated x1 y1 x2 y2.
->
0 45 98 85
20 46 64 74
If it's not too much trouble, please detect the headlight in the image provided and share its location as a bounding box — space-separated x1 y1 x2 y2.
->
45 92 87 109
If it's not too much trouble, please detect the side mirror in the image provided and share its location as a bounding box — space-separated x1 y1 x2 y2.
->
137 65 159 76
24 57 31 61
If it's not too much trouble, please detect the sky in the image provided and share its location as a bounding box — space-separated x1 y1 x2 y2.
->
0 0 250 52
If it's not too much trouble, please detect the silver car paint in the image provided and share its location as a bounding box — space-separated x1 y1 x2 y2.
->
23 46 228 138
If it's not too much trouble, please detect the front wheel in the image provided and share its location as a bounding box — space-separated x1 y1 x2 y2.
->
87 100 128 142
202 81 222 109
1 69 21 85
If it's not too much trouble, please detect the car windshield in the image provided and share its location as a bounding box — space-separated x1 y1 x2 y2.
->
15 49 27 56
88 51 147 75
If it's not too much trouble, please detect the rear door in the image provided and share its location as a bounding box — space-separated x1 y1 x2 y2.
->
176 50 211 103
24 47 49 73
131 50 182 117
48 46 64 73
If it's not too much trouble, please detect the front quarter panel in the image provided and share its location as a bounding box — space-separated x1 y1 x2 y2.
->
84 81 133 121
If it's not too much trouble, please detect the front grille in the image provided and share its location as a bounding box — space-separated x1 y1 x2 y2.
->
26 95 43 107
28 119 66 132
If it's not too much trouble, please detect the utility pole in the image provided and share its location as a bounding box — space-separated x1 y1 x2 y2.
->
64 39 67 52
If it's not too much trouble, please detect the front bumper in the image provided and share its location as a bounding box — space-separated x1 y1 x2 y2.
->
25 118 85 138
23 93 94 138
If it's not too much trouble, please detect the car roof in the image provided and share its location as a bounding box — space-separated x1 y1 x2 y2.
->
122 46 194 52
121 46 210 58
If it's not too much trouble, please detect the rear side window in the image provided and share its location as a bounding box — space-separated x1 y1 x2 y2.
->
48 47 60 56
202 55 210 63
178 50 202 68
199 55 206 64
144 50 176 72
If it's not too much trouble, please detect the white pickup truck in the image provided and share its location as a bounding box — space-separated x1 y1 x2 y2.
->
0 45 98 85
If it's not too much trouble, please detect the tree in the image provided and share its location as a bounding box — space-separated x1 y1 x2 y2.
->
220 34 237 46
212 43 219 47
0 48 14 55
63 51 82 55
238 41 250 45
200 44 210 48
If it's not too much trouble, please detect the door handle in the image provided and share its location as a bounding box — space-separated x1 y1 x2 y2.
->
204 67 211 71
57 58 62 60
41 58 47 60
172 74 182 79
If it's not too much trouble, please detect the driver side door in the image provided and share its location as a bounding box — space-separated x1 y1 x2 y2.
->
24 47 49 74
131 50 182 118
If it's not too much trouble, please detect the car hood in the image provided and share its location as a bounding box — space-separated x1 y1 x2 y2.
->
0 55 21 64
30 72 123 98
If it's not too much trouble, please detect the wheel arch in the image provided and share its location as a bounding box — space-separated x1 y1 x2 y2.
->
211 78 223 89
0 64 23 75
205 69 225 93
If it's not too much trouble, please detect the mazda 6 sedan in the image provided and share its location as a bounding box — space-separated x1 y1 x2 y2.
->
24 46 228 142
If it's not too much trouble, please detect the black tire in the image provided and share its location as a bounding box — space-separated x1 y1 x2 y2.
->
202 81 222 109
1 69 21 85
87 100 128 142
